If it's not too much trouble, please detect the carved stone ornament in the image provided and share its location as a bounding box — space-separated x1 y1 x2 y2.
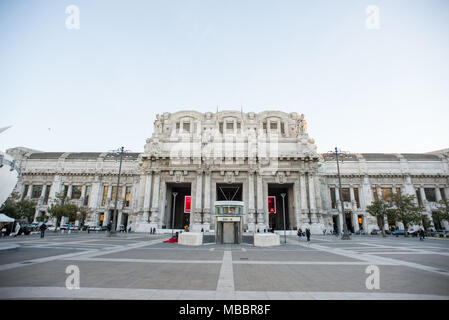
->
225 171 235 184
276 172 286 184
148 141 161 156
174 170 184 183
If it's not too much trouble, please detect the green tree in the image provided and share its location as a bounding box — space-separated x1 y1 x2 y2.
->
77 206 91 226
389 191 423 237
47 192 78 231
0 192 36 223
433 198 449 229
366 199 393 237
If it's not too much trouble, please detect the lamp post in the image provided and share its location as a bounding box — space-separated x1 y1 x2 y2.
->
327 147 351 240
105 147 131 237
281 193 287 244
171 192 178 238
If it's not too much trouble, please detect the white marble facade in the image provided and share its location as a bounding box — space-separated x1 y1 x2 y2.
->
7 111 449 234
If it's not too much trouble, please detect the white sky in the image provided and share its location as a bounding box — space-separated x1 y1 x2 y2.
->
1 0 448 154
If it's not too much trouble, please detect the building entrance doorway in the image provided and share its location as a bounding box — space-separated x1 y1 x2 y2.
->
345 212 353 233
165 183 191 230
268 184 293 230
332 215 339 233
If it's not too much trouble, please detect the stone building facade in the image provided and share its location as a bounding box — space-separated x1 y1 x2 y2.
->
7 111 449 234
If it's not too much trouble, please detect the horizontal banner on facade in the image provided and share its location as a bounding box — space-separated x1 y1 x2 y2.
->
217 217 241 222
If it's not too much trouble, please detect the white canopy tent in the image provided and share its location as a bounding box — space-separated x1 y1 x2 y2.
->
0 213 15 223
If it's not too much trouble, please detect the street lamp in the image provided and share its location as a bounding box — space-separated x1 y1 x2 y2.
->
327 147 352 240
171 192 178 238
281 193 287 244
105 147 132 237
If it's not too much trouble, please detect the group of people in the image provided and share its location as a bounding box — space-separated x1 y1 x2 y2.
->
297 228 311 242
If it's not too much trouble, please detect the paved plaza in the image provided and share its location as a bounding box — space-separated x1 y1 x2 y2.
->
0 232 448 300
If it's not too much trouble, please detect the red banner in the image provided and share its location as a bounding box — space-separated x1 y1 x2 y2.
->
268 196 276 214
184 196 191 213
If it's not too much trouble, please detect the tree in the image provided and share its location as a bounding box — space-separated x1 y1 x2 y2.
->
0 192 37 223
47 192 78 231
366 199 393 237
389 191 423 237
77 206 91 226
433 198 449 230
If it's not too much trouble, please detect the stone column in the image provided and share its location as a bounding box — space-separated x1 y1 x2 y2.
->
150 171 161 224
193 171 203 230
203 171 211 227
293 180 301 229
26 183 32 199
352 213 359 232
116 211 123 231
102 209 110 227
143 173 153 222
299 173 308 217
419 187 427 205
436 187 442 202
307 173 317 223
350 187 356 211
67 185 73 200
256 173 265 230
247 171 256 231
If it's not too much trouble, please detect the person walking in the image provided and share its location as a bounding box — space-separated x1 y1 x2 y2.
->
297 228 302 241
39 223 47 238
419 228 425 241
305 228 311 242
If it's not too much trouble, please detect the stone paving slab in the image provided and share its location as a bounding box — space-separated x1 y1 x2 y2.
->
0 260 221 290
0 247 79 265
233 264 449 296
98 249 224 261
376 254 449 272
232 250 363 262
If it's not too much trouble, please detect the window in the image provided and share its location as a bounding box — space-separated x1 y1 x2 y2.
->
341 188 350 202
125 186 132 207
176 122 180 133
424 188 436 202
330 188 336 209
440 188 446 201
183 122 190 133
71 185 82 199
111 186 123 202
354 188 360 208
237 122 241 130
270 122 277 130
263 122 267 132
381 188 393 202
281 122 285 135
31 185 43 199
226 122 234 130
219 122 223 134
43 185 51 205
102 186 108 207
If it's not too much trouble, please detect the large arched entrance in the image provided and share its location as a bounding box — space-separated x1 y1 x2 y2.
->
165 183 191 230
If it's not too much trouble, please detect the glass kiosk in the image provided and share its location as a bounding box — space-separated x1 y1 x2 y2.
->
214 201 244 244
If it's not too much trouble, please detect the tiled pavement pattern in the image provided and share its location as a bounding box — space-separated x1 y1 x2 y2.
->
0 233 448 299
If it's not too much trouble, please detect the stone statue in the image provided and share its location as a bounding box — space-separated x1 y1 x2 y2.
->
154 114 163 136
296 114 307 134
